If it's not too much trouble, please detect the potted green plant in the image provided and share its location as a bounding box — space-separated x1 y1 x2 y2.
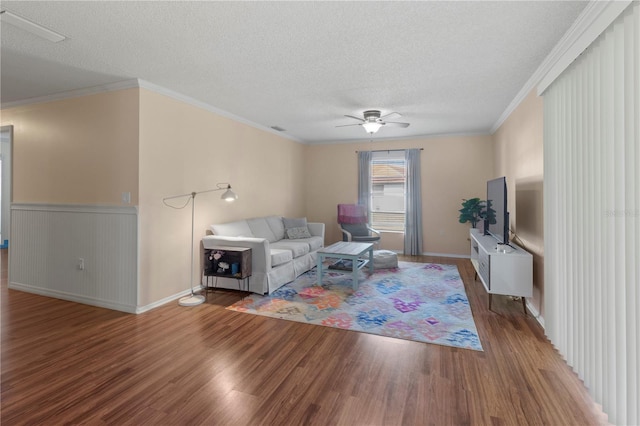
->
458 198 485 230
483 199 497 231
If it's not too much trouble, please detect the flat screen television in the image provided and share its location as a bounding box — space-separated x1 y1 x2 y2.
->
486 176 509 245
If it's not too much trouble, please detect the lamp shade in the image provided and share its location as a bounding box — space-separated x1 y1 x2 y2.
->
362 122 382 134
221 186 238 202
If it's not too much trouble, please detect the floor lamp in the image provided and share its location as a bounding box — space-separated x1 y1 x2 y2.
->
163 183 238 307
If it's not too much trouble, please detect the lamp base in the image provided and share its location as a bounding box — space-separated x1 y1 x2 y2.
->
178 294 205 307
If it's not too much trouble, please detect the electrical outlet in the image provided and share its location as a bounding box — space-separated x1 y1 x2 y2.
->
121 192 131 204
78 258 85 270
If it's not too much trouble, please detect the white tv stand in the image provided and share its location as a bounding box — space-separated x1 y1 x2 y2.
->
469 230 532 314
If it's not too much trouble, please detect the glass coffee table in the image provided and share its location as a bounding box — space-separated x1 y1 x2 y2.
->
316 241 374 290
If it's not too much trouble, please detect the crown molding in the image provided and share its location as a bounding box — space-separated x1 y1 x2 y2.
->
0 79 140 109
0 8 67 43
491 0 632 134
1 78 303 144
136 80 303 144
536 0 632 95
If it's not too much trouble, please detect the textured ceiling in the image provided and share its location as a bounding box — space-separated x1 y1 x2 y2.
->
0 1 588 144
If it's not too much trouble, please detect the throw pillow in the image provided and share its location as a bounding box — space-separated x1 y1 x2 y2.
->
286 226 312 239
283 217 307 229
283 217 308 239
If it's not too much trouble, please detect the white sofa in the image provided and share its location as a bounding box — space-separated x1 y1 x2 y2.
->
202 216 325 294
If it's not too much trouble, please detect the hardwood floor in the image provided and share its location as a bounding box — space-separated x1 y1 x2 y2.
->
1 250 608 425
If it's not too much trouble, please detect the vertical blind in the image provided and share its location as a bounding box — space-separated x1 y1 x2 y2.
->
543 3 638 425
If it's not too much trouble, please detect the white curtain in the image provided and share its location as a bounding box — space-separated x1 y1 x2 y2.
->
543 3 639 425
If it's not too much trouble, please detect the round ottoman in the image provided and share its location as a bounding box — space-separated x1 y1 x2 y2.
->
373 250 398 269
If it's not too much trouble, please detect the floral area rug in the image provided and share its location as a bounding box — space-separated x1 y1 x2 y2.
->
227 262 483 351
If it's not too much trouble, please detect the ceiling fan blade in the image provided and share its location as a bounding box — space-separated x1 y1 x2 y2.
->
380 112 401 121
383 121 410 128
336 123 363 128
344 114 366 122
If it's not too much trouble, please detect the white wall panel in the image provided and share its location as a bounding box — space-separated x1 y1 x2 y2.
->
9 204 138 313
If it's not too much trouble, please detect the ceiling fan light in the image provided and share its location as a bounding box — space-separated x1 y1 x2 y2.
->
362 122 382 134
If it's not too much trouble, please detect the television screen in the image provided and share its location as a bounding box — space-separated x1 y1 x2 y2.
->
486 177 509 244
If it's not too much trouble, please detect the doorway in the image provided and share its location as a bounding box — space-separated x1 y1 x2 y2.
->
1 125 13 248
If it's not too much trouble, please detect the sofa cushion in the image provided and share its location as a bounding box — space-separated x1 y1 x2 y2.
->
270 249 293 267
211 221 254 237
296 237 324 251
282 235 323 252
271 240 310 258
247 218 277 242
266 216 286 241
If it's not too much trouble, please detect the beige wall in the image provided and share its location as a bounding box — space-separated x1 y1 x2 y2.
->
493 89 544 317
138 89 306 305
0 84 540 310
1 87 307 307
305 135 494 255
0 90 139 204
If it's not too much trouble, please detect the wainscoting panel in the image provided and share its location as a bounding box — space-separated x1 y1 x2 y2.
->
9 204 138 313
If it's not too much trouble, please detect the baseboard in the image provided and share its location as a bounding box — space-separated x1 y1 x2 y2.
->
525 299 545 329
9 281 138 314
10 281 208 315
135 286 204 314
422 251 470 259
380 249 470 259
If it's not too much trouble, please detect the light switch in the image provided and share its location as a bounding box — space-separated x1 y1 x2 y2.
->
122 192 131 204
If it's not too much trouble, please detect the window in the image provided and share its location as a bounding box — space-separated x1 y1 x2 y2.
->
370 151 405 232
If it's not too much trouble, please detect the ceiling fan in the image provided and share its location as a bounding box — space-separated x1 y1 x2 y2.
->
337 110 410 134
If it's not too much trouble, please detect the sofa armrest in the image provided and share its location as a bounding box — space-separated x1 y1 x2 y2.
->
307 222 325 241
202 235 271 271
